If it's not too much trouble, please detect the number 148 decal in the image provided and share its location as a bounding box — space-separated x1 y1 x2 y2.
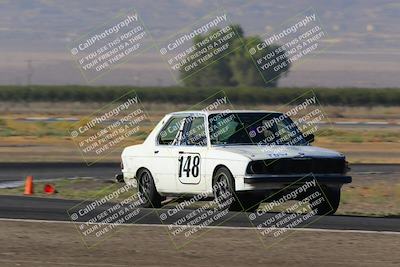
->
178 155 200 179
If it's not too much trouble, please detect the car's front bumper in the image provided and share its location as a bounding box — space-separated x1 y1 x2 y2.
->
244 173 352 184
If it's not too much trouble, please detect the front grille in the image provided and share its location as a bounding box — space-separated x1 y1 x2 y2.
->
246 157 346 175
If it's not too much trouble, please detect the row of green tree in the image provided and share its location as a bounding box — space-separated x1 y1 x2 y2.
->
1 86 399 106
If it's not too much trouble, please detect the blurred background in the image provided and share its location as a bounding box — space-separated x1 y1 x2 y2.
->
0 0 399 216
0 0 399 87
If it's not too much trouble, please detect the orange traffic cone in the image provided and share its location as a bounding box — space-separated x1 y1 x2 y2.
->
43 184 57 194
24 176 34 195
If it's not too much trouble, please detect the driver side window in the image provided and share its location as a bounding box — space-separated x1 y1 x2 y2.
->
158 116 185 145
182 116 207 146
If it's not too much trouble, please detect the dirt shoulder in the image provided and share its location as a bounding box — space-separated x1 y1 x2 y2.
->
0 220 399 267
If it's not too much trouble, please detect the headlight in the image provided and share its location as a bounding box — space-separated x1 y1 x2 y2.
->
246 160 273 174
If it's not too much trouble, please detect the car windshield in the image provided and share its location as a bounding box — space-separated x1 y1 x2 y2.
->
208 112 307 146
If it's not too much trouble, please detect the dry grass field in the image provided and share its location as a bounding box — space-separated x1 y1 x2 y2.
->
0 102 399 163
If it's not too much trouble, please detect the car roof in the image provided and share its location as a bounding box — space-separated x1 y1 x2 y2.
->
169 110 283 116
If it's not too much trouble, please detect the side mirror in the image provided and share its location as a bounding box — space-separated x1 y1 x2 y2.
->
305 133 315 143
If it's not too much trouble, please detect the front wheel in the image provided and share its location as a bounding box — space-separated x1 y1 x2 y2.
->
313 186 341 215
213 167 261 212
137 169 162 208
213 167 237 210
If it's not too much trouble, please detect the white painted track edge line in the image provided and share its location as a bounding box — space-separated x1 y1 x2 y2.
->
1 217 400 235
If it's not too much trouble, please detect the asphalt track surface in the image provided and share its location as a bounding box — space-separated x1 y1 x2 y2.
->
0 163 399 232
1 162 399 182
0 195 399 232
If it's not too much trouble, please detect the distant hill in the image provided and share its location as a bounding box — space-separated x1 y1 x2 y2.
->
0 0 399 87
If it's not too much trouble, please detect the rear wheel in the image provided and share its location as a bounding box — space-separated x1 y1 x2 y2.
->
137 169 162 208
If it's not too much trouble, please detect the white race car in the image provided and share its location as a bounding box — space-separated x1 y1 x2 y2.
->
118 110 351 214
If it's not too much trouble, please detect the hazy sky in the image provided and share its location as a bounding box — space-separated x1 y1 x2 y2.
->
0 0 399 87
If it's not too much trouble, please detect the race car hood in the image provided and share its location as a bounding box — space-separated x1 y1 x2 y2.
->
213 145 343 160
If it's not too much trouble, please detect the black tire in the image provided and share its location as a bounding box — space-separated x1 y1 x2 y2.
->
314 186 340 215
213 167 238 211
212 167 261 212
137 169 162 208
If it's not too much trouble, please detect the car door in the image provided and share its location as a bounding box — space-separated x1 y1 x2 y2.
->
152 115 187 194
174 115 208 194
